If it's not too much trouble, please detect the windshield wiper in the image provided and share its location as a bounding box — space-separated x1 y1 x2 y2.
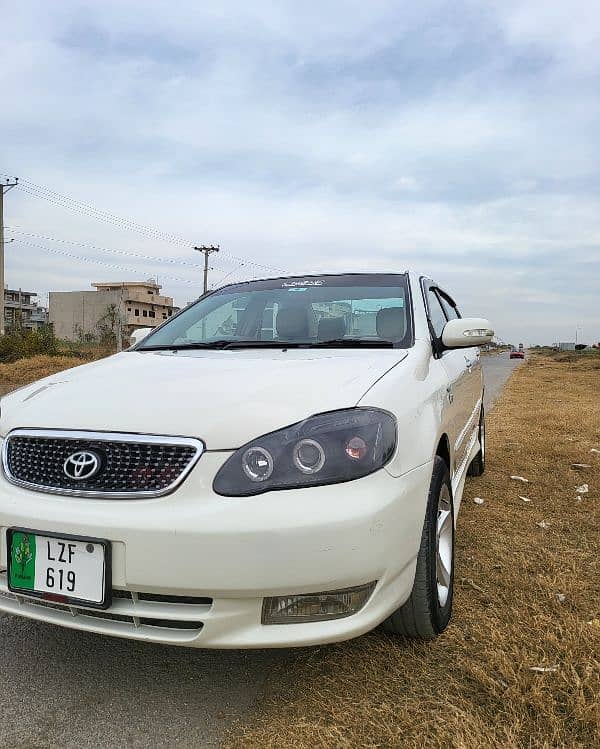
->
223 339 395 349
138 340 236 351
138 339 310 351
224 338 394 349
308 338 394 348
222 340 309 349
139 338 396 352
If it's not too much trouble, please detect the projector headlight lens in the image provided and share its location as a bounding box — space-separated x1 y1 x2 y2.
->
241 446 274 482
292 439 326 474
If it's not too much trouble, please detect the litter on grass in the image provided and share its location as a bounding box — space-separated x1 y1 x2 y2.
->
473 497 484 505
530 665 559 673
555 593 566 603
510 475 529 482
571 463 591 470
536 520 551 529
576 484 589 494
519 496 532 502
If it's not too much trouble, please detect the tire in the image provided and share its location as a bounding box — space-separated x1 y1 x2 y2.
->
467 406 486 477
383 456 454 639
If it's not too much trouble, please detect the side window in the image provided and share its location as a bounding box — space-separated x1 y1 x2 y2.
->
426 288 448 338
438 292 460 321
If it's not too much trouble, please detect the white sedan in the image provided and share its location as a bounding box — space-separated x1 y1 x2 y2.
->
0 272 492 647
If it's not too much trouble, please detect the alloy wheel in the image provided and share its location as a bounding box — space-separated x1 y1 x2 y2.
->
436 484 453 607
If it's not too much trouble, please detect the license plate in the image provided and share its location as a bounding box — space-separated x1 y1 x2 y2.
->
7 528 111 609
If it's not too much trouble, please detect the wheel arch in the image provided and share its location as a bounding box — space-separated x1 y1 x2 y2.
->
435 433 452 475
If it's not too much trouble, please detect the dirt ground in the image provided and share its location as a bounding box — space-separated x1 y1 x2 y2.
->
223 354 600 749
0 354 88 396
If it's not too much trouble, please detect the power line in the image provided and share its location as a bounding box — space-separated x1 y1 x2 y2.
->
217 264 246 285
7 227 207 269
5 175 191 244
7 226 250 286
6 175 287 274
10 239 200 286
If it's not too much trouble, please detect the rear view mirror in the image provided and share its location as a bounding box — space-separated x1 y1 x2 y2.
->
442 318 494 349
129 327 153 347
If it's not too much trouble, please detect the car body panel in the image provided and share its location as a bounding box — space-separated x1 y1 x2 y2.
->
0 270 489 647
0 348 408 449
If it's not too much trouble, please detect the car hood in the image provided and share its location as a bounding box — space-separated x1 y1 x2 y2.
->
1 349 408 449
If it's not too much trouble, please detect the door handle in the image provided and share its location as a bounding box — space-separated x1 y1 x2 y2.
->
464 355 474 371
446 385 454 403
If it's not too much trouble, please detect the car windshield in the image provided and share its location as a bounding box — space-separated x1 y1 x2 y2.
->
136 273 413 350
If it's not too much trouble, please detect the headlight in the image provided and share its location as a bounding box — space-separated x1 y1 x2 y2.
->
213 408 396 497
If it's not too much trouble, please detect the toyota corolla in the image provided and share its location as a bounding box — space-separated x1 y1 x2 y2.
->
0 272 493 647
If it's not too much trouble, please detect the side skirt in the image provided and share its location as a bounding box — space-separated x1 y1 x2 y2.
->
451 422 481 519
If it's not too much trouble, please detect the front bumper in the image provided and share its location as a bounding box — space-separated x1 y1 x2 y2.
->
0 454 433 648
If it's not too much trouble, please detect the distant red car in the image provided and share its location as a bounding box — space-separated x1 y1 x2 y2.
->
510 350 525 359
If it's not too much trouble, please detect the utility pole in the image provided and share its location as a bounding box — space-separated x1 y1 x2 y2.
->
0 177 19 336
194 245 220 294
115 286 125 352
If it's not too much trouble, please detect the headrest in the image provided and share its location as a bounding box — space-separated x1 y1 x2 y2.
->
276 305 309 340
376 307 406 341
317 316 346 340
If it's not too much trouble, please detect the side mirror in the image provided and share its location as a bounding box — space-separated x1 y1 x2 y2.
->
129 327 153 347
442 318 494 349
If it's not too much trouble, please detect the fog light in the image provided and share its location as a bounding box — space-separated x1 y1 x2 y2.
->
262 582 376 624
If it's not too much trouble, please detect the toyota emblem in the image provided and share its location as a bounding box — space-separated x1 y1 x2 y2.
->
63 450 102 481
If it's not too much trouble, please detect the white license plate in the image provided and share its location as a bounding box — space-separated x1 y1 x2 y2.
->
8 529 110 608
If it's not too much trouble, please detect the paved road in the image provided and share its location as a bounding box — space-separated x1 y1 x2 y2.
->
0 353 520 749
482 351 524 411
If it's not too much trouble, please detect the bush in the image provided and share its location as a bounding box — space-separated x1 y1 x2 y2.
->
0 326 58 363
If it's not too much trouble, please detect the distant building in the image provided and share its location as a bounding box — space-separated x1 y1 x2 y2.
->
49 280 178 343
558 342 576 351
4 288 49 332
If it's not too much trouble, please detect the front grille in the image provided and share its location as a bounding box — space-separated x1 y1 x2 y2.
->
2 430 204 498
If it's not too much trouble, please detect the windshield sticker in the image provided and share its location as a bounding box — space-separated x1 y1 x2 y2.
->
281 279 324 288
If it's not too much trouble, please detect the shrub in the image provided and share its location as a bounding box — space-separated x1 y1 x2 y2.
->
0 326 58 363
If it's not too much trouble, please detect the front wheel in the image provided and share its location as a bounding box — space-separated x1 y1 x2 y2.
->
383 456 454 639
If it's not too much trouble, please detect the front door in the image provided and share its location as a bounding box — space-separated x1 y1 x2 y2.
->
424 283 473 479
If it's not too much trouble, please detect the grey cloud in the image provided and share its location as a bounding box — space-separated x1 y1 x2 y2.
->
1 0 599 345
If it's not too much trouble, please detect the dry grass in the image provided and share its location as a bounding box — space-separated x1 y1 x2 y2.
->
225 355 600 749
0 355 92 396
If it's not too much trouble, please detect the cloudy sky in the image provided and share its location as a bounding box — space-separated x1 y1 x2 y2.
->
2 0 599 345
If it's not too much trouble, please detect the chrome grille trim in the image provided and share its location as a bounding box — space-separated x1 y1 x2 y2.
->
1 429 204 499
